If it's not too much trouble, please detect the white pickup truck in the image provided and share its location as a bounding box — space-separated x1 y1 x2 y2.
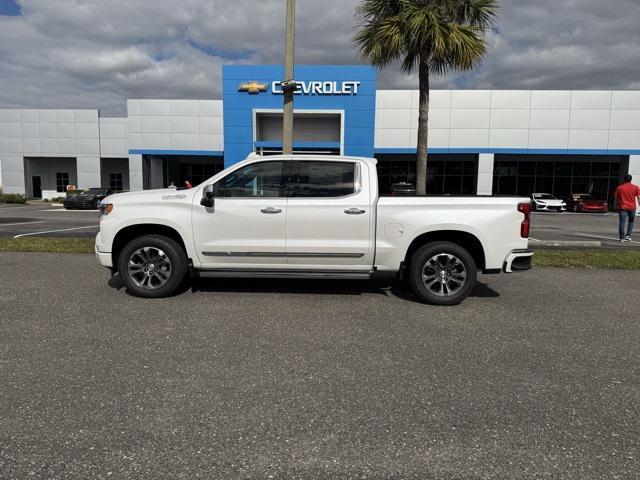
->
95 155 533 305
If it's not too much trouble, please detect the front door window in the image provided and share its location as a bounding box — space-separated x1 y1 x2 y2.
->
215 161 288 198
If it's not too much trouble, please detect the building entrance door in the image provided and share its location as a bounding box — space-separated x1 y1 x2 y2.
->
32 176 42 198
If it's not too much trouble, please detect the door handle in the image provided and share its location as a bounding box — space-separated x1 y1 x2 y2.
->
344 208 366 215
260 207 282 214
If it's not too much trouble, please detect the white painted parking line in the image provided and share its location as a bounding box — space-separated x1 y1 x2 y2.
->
0 221 46 227
528 237 541 242
574 232 640 244
13 225 99 238
38 209 98 212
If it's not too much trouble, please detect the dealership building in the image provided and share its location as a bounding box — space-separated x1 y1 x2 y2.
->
1 64 640 202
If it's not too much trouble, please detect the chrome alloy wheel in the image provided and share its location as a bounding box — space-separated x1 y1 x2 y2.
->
128 247 172 289
421 253 467 297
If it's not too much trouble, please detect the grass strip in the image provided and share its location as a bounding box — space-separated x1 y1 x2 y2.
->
533 249 640 269
0 237 94 254
1 239 639 270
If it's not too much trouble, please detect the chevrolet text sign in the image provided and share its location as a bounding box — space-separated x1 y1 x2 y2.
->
271 80 360 95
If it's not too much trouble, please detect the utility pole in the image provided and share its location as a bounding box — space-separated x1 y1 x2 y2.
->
282 0 295 155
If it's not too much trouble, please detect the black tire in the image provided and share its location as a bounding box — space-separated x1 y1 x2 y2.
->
117 234 189 298
407 241 477 306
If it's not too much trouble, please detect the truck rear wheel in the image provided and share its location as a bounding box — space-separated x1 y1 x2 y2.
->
117 235 188 298
408 241 477 306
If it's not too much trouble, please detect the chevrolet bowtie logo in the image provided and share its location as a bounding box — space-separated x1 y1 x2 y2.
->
238 81 268 94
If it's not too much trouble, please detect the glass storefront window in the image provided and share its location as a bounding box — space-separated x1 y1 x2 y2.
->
553 177 571 197
536 162 554 176
445 161 463 176
518 162 536 176
573 162 591 176
517 176 535 196
571 177 591 193
535 177 553 194
492 154 625 205
555 162 572 176
376 154 477 195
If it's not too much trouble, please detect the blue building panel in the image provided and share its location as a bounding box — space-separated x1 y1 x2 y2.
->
222 64 377 166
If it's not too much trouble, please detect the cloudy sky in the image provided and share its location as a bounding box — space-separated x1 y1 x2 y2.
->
0 0 639 115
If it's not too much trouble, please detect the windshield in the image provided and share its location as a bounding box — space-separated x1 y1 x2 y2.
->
533 194 555 199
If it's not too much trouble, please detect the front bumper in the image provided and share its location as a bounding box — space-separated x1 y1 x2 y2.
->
503 249 534 273
95 233 112 268
579 205 608 212
536 203 566 212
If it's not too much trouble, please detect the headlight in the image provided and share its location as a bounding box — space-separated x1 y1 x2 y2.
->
99 203 113 216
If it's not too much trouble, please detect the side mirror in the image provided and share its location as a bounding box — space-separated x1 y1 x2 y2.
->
200 185 215 209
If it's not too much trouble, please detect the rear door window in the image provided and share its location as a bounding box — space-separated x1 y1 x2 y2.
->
291 161 356 197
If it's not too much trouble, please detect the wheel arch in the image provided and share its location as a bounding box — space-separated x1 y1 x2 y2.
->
111 224 189 273
404 230 486 271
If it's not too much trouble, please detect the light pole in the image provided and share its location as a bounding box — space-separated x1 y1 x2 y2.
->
282 0 295 155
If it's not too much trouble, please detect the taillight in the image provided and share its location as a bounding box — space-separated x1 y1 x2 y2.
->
518 202 531 238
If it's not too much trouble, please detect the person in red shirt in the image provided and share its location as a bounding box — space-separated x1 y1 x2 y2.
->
614 175 640 242
184 180 193 189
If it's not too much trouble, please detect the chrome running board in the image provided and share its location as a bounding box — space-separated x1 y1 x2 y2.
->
196 268 373 280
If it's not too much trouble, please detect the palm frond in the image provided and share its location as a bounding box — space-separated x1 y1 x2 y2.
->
455 0 498 28
353 0 497 72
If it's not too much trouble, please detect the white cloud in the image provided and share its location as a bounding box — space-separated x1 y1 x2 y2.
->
0 0 638 115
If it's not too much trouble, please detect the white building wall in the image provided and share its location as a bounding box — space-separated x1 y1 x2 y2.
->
129 154 143 192
477 153 494 196
99 117 128 157
126 99 224 191
0 108 104 193
375 90 640 153
375 90 640 194
127 99 223 152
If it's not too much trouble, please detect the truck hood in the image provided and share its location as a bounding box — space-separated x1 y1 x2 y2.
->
534 198 564 206
103 188 196 205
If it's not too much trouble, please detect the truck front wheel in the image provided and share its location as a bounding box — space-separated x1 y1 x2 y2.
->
117 235 189 298
408 241 477 306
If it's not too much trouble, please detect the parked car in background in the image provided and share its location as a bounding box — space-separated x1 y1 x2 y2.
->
64 188 112 210
390 182 416 195
564 193 609 213
530 193 566 212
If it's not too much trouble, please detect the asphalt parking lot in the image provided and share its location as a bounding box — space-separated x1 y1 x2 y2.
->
531 211 640 247
1 252 639 478
0 204 99 238
1 203 639 248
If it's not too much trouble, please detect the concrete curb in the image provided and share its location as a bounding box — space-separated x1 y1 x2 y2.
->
529 240 602 247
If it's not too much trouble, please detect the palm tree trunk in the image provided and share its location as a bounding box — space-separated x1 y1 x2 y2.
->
416 56 429 195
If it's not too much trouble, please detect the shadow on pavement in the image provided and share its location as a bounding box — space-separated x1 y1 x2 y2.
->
191 277 386 296
388 281 499 304
108 272 500 301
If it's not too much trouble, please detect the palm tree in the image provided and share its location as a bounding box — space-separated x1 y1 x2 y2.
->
354 0 497 194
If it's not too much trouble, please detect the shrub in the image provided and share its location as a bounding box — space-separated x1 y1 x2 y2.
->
0 193 28 204
49 197 66 203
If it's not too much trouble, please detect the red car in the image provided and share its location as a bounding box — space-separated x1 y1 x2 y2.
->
565 193 609 213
